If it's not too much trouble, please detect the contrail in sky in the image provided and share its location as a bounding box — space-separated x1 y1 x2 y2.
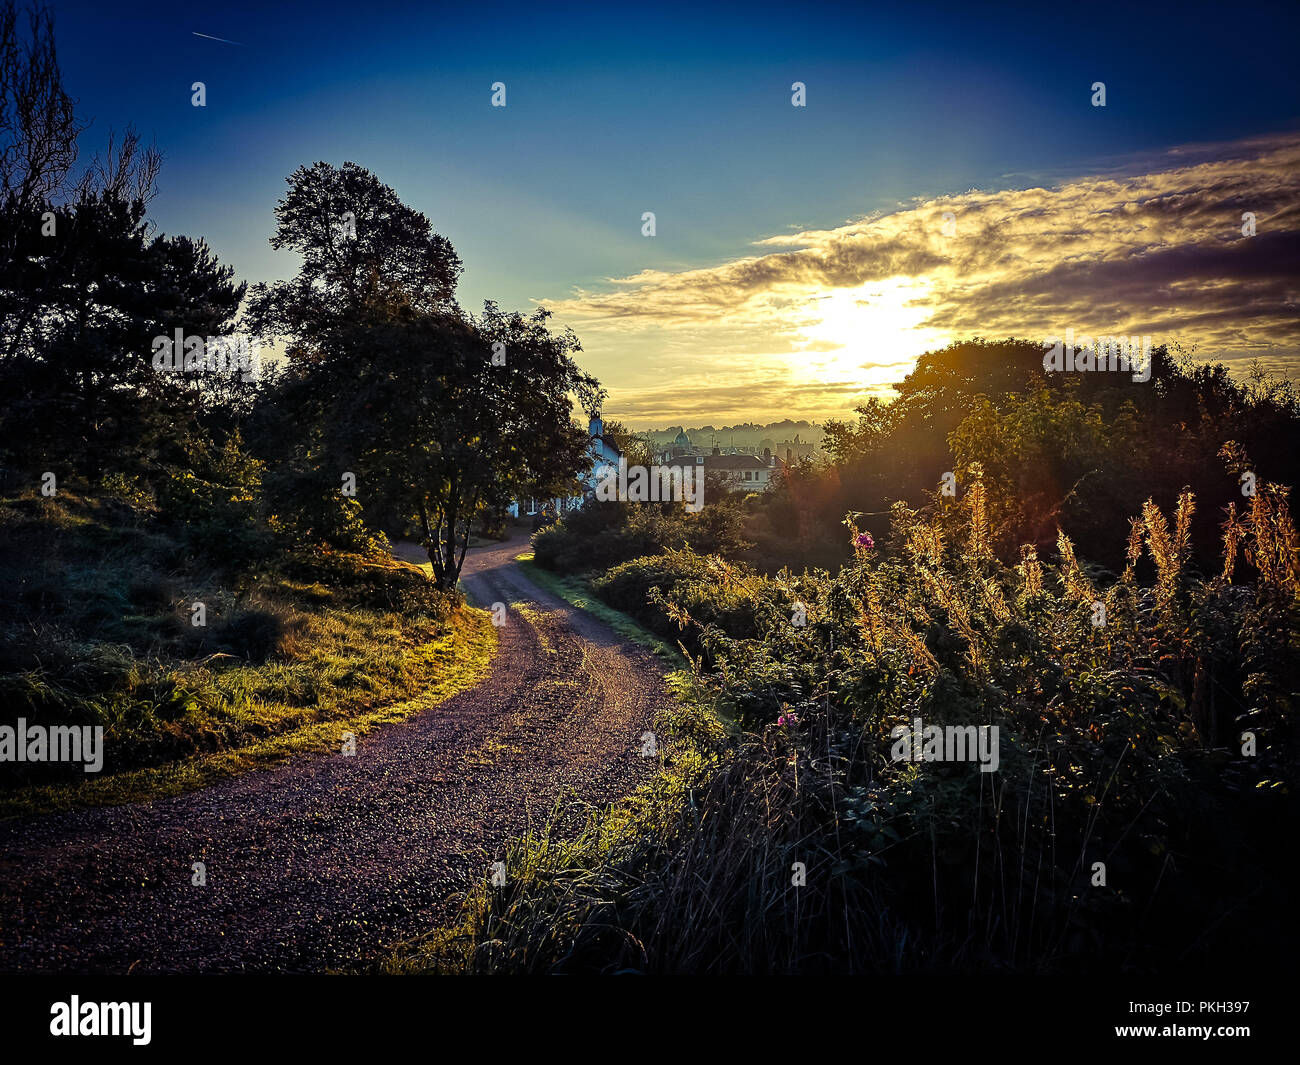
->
192 32 246 46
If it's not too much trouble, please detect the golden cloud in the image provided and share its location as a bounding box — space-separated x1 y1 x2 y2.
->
539 133 1300 425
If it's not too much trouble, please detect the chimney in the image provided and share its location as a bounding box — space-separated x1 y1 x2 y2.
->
763 447 771 462
711 444 720 456
785 448 792 463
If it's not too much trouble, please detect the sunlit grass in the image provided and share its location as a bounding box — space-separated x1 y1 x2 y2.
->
0 490 498 817
516 553 685 666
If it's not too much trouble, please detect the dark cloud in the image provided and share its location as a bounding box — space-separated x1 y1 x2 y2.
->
546 133 1300 421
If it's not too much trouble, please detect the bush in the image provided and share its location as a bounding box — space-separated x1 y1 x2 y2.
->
262 467 389 558
589 548 712 615
591 549 819 668
534 492 751 575
278 550 459 618
425 477 1299 973
213 608 287 662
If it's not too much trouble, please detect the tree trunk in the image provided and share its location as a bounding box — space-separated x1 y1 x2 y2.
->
420 479 476 592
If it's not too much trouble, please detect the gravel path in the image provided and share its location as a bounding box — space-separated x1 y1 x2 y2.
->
0 530 669 973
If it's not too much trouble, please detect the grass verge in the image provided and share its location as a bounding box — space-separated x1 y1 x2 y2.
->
0 490 498 818
379 668 725 974
0 607 495 819
514 553 685 667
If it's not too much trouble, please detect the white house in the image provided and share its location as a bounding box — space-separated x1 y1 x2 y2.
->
507 415 622 520
660 445 781 493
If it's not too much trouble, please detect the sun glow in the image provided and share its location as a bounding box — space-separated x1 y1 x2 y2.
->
791 277 950 394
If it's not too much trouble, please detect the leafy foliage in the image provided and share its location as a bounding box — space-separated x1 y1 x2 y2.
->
422 476 1299 973
247 161 602 588
534 481 752 574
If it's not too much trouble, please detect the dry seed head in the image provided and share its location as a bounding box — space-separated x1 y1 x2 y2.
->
1018 544 1043 596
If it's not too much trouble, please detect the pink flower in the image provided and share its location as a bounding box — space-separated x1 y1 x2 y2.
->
855 532 874 550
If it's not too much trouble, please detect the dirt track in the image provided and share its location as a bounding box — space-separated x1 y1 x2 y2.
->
0 530 669 973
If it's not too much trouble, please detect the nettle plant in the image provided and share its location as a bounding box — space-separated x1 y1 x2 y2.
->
674 462 1296 754
644 463 1297 966
624 465 1294 967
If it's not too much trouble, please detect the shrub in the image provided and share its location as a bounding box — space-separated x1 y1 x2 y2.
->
424 478 1299 973
214 608 288 662
534 492 752 574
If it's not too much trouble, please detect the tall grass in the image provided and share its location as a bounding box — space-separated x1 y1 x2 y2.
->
0 488 492 813
394 474 1298 973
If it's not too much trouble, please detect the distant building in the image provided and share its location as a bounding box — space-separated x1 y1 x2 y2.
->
507 415 622 519
775 434 818 463
661 445 781 493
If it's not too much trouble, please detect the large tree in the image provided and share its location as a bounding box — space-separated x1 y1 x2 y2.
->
250 162 602 588
0 0 240 480
5 192 243 466
247 160 462 339
0 0 80 211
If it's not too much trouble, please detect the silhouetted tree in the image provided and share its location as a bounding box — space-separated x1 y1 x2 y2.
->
249 162 601 587
247 160 462 340
818 337 1300 569
0 1 239 482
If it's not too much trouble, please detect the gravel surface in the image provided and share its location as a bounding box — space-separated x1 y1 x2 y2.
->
0 531 670 973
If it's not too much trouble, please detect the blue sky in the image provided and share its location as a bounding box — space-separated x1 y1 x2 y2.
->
49 0 1300 425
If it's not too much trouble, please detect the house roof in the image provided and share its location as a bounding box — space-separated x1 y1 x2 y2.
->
662 454 770 471
707 455 770 470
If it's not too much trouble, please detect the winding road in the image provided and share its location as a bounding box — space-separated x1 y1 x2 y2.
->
0 530 669 973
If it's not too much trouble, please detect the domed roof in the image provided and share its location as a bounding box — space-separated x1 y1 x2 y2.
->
673 429 690 448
